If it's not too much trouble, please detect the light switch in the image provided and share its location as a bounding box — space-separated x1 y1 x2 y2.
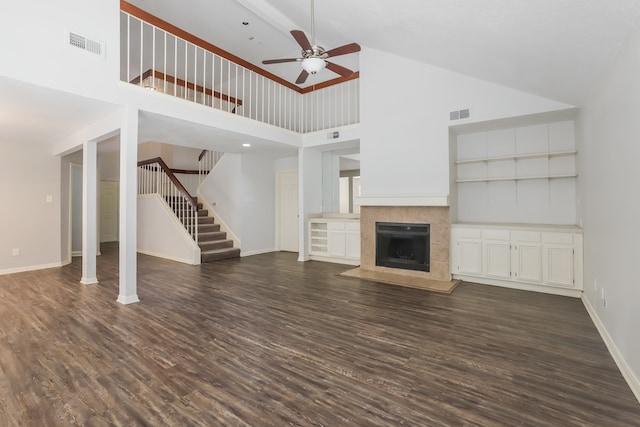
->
46 195 53 203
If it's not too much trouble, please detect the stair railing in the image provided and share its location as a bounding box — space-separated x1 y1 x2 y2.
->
138 157 198 243
198 150 223 184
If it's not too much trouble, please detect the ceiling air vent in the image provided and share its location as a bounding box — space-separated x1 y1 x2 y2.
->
66 31 105 58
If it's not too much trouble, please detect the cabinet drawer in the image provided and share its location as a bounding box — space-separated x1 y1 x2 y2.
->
327 222 346 230
453 228 482 239
542 232 573 245
483 229 510 240
512 231 540 242
346 222 360 231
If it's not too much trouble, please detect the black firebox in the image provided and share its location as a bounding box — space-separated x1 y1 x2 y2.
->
375 222 430 272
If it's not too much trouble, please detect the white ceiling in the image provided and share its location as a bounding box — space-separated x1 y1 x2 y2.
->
127 0 640 105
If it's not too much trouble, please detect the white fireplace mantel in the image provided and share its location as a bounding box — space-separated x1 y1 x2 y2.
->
356 195 449 207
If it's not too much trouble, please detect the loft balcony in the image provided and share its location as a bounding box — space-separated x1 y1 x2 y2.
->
120 5 359 134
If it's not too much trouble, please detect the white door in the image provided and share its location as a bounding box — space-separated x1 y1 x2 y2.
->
277 170 299 252
100 181 119 242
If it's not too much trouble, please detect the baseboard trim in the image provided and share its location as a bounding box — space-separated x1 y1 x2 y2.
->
241 248 275 257
582 295 640 403
80 277 99 285
137 249 200 265
72 251 82 257
452 274 582 298
0 262 64 276
117 294 140 305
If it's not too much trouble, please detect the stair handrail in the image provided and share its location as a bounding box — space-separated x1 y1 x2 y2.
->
138 157 198 209
137 157 199 243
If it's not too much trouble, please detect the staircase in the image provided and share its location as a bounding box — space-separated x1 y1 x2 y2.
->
166 196 240 262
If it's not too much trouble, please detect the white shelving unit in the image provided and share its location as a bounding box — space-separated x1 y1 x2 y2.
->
308 218 360 265
455 150 577 183
453 120 578 225
309 222 328 254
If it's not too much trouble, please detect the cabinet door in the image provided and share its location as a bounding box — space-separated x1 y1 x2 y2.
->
485 240 511 279
345 231 360 260
457 238 482 275
543 245 574 287
328 230 346 257
514 242 542 283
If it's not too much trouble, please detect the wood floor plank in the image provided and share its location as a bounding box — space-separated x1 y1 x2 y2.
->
0 243 638 426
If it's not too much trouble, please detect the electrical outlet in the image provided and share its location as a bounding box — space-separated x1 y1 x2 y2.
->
12 248 19 256
593 278 597 291
601 287 607 308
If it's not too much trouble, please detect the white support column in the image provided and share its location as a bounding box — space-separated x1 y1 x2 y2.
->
117 107 140 305
81 140 99 284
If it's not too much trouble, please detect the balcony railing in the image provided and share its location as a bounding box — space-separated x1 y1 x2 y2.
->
120 9 359 133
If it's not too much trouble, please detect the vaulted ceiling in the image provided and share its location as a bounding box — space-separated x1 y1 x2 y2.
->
127 0 640 106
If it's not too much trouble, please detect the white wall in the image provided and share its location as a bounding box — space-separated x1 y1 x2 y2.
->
298 148 323 260
0 0 119 102
359 47 573 198
240 154 276 255
200 153 243 237
0 140 62 274
577 20 640 400
137 194 200 264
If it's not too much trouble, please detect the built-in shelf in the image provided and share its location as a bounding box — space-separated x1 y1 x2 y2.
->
455 150 576 165
455 173 578 183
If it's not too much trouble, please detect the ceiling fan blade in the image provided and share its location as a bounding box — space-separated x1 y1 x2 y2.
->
326 62 354 77
291 30 312 51
295 70 310 84
262 58 301 64
324 43 361 58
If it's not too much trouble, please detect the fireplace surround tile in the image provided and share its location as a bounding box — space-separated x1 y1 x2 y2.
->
360 206 451 281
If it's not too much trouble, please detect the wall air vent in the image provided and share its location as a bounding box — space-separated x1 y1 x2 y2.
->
66 31 105 58
450 108 470 121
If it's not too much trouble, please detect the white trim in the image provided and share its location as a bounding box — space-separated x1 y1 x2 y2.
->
582 296 640 403
0 262 65 276
198 197 242 249
72 251 82 257
117 294 140 305
356 195 449 207
80 277 99 285
241 248 275 257
137 249 200 265
453 274 582 298
309 255 360 266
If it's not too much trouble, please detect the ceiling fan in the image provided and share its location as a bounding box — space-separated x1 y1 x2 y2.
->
262 0 361 85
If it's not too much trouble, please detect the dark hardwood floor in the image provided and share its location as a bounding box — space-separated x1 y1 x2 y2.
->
0 243 639 426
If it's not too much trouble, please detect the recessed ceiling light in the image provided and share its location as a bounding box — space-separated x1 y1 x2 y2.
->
242 143 251 147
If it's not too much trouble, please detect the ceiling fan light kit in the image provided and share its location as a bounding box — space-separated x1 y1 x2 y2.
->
301 57 326 74
262 0 360 85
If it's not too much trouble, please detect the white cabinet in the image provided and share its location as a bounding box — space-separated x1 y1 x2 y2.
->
451 224 583 297
309 218 360 265
328 222 347 258
451 228 482 275
542 232 577 288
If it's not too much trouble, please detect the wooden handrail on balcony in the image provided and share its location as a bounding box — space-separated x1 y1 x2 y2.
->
121 0 359 94
137 157 197 209
132 69 243 107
